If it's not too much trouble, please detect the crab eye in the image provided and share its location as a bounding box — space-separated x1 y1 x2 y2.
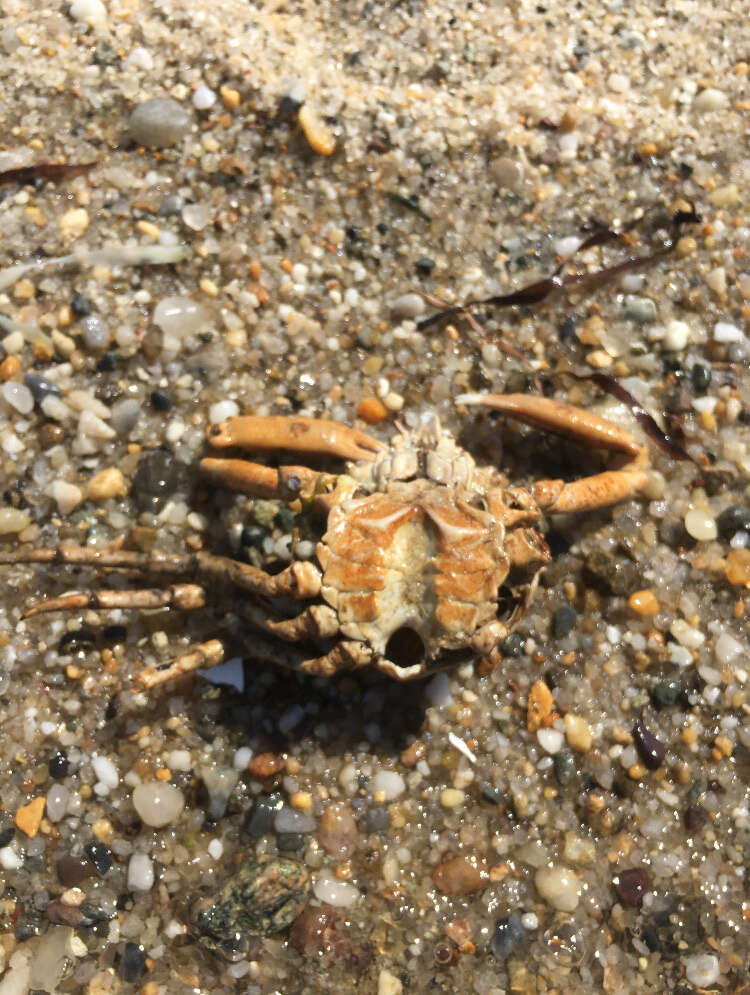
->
385 626 425 670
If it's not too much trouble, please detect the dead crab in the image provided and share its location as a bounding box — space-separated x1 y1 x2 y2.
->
0 394 648 685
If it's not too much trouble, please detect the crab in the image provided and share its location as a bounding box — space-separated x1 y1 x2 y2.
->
0 394 648 685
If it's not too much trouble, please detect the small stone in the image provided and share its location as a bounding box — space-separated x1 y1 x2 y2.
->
220 85 241 111
684 953 720 988
192 85 216 110
584 549 640 595
490 913 525 960
686 508 717 543
364 806 391 833
131 449 181 513
632 722 665 769
85 841 112 876
14 797 45 838
627 589 660 615
132 782 184 827
623 296 657 323
377 969 403 995
87 467 127 502
47 480 84 515
651 679 683 708
713 321 743 343
613 867 649 908
2 381 34 414
433 855 488 896
692 88 728 112
690 363 711 392
662 319 691 351
371 770 405 801
527 679 554 732
70 0 107 26
537 727 564 755
150 389 174 411
80 314 109 351
440 788 465 808
357 396 388 424
390 292 426 319
58 207 90 241
24 373 62 403
129 98 191 148
127 852 155 891
312 870 359 908
118 942 147 983
46 784 69 823
298 104 336 155
0 508 31 534
319 802 358 860
200 766 239 821
57 854 93 887
552 603 576 638
71 292 91 317
710 183 739 207
534 864 581 911
725 548 750 586
564 713 593 752
277 832 307 853
684 804 709 833
274 806 315 834
717 504 750 539
248 752 284 779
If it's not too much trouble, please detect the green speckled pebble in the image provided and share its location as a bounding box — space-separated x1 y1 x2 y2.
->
192 856 310 958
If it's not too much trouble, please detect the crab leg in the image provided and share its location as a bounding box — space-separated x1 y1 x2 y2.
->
200 459 325 500
23 583 205 618
458 393 649 513
240 602 340 642
0 547 321 600
300 640 374 678
134 639 225 690
206 415 386 462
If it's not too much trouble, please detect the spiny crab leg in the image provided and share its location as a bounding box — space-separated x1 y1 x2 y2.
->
240 602 340 642
23 583 205 619
0 547 321 600
134 639 225 690
200 459 325 501
458 392 649 513
206 415 386 463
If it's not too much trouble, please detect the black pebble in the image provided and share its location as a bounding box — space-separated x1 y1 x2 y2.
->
243 793 283 837
479 781 503 805
96 351 118 373
71 292 91 317
118 942 147 982
49 751 69 779
241 525 266 549
277 832 307 853
501 632 525 657
131 449 181 513
0 827 14 847
552 603 577 638
716 504 750 539
85 841 113 876
684 803 709 833
690 363 711 392
24 373 62 403
150 389 174 412
490 913 525 959
613 867 650 908
415 256 435 276
651 679 683 708
633 722 665 769
553 749 577 785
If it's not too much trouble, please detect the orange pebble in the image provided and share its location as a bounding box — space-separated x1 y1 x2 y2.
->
357 396 388 424
0 355 21 380
726 549 750 587
627 589 660 615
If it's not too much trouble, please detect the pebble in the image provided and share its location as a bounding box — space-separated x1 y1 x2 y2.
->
129 98 191 148
192 85 216 110
552 603 576 638
684 803 709 833
318 802 358 860
297 104 336 155
433 855 488 896
527 679 554 733
132 782 185 828
357 396 388 424
2 381 33 415
86 467 126 502
58 207 90 241
685 507 718 542
274 806 315 834
24 373 62 404
390 292 426 319
57 854 93 887
726 548 750 585
14 797 45 838
243 794 283 836
131 449 181 513
70 0 107 26
684 953 720 987
118 942 147 983
670 618 705 649
127 852 155 891
312 870 359 908
714 321 743 343
627 589 660 615
378 969 403 995
248 752 284 779
85 841 112 876
692 88 728 112
553 749 577 785
632 722 665 769
208 399 240 423
662 319 691 351
200 766 239 821
364 805 391 833
717 504 750 538
150 389 174 412
46 784 69 823
371 770 405 801
564 714 593 752
91 754 119 791
534 864 581 911
623 296 657 323
537 727 564 754
0 508 30 534
111 397 141 436
651 679 683 708
613 867 650 908
47 480 84 515
440 788 465 808
490 913 525 960
714 630 743 665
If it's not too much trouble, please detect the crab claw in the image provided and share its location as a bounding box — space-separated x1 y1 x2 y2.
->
206 415 386 462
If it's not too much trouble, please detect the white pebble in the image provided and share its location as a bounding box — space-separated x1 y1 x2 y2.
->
45 784 69 823
537 727 564 754
424 671 452 707
91 754 119 791
127 852 155 891
520 912 539 929
132 782 185 827
153 296 209 339
233 747 253 770
684 508 718 542
274 807 315 834
554 236 582 257
670 618 705 650
1 381 33 415
207 839 223 860
714 631 744 665
371 770 405 801
0 844 23 870
692 88 728 113
69 0 107 27
166 749 192 771
0 507 30 534
46 481 84 516
192 85 216 110
684 953 720 987
312 870 360 907
662 319 691 351
208 400 240 424
534 864 581 911
78 409 115 440
125 46 153 70
390 293 425 319
714 321 743 343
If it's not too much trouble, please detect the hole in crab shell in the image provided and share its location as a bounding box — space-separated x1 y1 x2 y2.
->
385 626 426 671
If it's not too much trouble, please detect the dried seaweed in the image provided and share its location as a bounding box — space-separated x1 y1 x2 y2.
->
417 204 700 331
0 161 96 188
